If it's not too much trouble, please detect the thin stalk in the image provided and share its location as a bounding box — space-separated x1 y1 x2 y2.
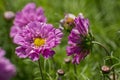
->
51 57 57 70
74 64 77 74
92 41 115 80
38 59 44 80
106 75 112 80
58 76 62 80
67 63 70 71
73 64 78 80
103 74 105 80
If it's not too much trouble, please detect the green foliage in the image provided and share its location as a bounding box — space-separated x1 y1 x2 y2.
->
0 0 120 80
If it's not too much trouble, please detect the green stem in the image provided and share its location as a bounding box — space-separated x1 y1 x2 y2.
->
92 41 115 80
38 59 44 80
58 76 62 80
106 75 112 80
67 63 70 71
73 64 78 80
103 74 105 80
51 57 57 70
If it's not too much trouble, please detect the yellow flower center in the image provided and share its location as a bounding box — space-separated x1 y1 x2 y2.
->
34 38 45 47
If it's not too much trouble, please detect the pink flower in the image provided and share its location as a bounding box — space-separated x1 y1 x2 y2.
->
10 3 47 38
66 14 92 64
14 22 63 61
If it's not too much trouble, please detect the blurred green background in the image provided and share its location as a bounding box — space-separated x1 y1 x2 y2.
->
0 0 120 80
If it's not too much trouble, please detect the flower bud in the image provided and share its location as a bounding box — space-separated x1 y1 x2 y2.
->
64 58 71 63
64 13 75 24
57 69 65 76
4 11 15 20
101 65 110 74
59 13 75 31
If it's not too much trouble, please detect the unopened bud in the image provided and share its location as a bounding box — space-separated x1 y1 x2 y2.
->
57 69 65 76
101 65 110 74
4 11 15 20
64 13 75 24
64 58 71 63
59 13 75 31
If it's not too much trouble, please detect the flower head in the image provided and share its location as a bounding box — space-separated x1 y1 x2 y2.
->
66 14 92 64
0 48 16 80
14 22 63 61
10 3 47 38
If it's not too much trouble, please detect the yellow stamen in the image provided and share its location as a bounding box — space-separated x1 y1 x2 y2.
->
34 38 45 47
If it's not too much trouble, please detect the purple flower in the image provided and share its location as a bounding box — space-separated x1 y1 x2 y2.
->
10 3 47 38
66 14 92 64
14 22 63 61
0 48 16 80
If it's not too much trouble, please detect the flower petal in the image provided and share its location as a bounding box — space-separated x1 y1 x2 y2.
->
42 49 55 59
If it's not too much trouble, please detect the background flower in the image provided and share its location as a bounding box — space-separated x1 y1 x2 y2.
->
0 48 16 80
10 3 47 38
